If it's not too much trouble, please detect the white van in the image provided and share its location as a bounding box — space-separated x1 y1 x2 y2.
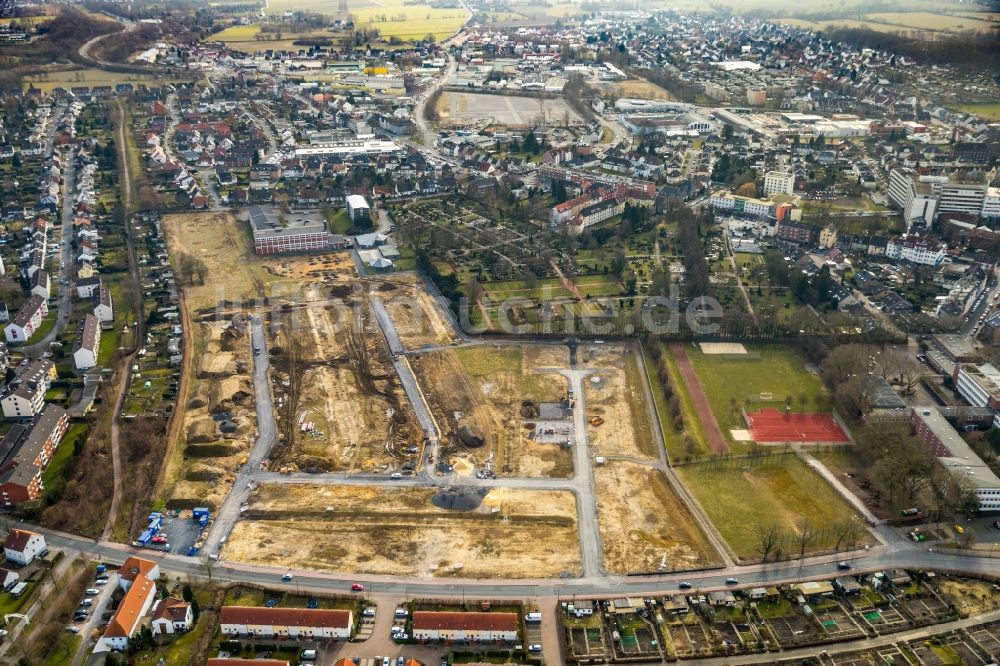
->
394 608 409 618
525 612 542 623
300 649 317 661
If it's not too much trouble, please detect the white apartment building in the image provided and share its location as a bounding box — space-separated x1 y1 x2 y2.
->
955 363 1000 410
885 235 946 266
763 171 794 198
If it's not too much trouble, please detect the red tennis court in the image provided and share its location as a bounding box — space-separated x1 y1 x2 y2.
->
745 409 849 443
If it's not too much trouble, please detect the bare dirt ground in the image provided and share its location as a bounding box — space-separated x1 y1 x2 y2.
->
579 345 658 461
269 301 421 473
224 484 581 578
411 344 573 477
165 319 256 510
595 461 720 574
939 579 1000 616
162 213 357 311
378 274 461 350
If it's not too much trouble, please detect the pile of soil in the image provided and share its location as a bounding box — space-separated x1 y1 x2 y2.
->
187 417 219 444
456 423 485 448
431 487 489 511
520 400 539 418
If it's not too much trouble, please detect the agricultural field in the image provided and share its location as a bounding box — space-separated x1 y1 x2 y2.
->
224 484 581 578
580 345 659 461
22 67 187 93
411 344 574 478
262 0 469 41
436 91 583 126
594 461 720 574
685 344 830 447
777 10 1000 36
677 454 867 561
206 24 347 52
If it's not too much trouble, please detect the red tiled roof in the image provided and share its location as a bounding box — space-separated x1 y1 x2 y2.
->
220 606 352 629
153 597 189 622
119 556 157 583
412 611 518 632
104 575 154 638
3 529 39 553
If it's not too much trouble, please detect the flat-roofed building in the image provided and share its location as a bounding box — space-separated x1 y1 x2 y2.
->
247 205 329 256
912 408 1000 511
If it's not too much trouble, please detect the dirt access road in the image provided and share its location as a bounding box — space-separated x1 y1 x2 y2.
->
669 342 729 454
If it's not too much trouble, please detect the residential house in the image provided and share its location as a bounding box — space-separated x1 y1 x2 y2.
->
118 556 160 591
3 529 46 565
73 314 101 370
0 404 70 506
94 285 114 324
95 569 157 653
29 270 49 300
76 276 101 299
0 567 18 590
1 359 56 419
219 607 353 640
4 295 48 343
410 611 519 643
151 597 193 636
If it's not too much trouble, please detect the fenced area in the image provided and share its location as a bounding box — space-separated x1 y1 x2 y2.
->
744 408 850 444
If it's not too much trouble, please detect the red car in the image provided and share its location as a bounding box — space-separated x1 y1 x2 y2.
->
151 535 167 544
351 583 365 592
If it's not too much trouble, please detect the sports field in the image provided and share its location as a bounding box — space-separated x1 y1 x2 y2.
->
678 455 866 561
685 344 830 447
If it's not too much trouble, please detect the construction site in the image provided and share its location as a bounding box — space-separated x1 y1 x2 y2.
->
222 484 582 578
167 317 259 510
410 343 575 478
379 273 463 350
266 295 423 473
594 460 721 574
580 345 659 461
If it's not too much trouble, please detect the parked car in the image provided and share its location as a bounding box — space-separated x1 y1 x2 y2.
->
85 589 100 595
955 525 965 534
65 626 80 634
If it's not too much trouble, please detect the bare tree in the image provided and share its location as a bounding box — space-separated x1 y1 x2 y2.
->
796 519 815 560
833 520 862 552
757 524 781 563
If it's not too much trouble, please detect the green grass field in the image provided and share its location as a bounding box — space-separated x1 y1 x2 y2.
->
686 345 829 446
678 455 862 561
482 275 622 302
952 103 1000 122
455 345 560 403
644 342 710 460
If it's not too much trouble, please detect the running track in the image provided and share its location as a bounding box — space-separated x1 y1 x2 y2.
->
669 342 729 454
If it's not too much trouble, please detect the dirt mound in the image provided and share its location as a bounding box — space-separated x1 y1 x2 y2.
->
431 487 489 511
520 400 539 418
188 383 210 409
186 441 244 458
378 282 398 292
198 352 237 378
329 284 353 299
456 423 485 448
187 417 219 444
209 376 254 413
231 415 255 437
185 463 227 481
294 456 334 473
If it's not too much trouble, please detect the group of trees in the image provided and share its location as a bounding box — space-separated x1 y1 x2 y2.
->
647 343 701 458
674 207 711 298
821 343 923 417
176 252 209 285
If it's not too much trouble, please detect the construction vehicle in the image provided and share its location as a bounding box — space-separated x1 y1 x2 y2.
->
589 416 604 426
